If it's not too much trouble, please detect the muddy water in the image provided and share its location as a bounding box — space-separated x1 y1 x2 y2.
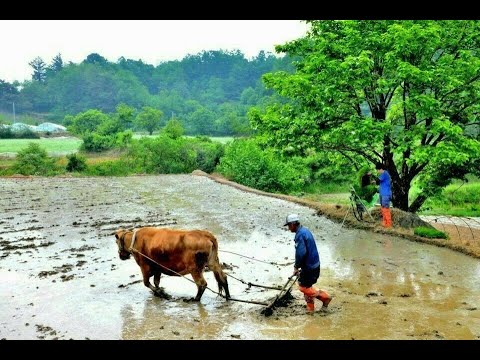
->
0 175 479 340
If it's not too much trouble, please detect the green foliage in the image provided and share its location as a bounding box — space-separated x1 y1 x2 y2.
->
163 118 184 139
414 227 448 239
83 159 134 176
418 179 480 216
81 131 132 152
126 135 223 174
216 138 309 193
252 20 480 212
352 165 377 203
68 109 110 136
0 127 39 139
3 49 294 136
188 138 224 173
115 103 136 130
29 57 47 82
134 107 163 135
12 142 60 176
66 153 87 172
41 62 150 115
81 133 116 152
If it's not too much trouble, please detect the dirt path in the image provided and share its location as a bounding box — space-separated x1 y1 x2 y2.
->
1 174 479 340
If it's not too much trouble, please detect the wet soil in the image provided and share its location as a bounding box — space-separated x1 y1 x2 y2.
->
1 174 479 339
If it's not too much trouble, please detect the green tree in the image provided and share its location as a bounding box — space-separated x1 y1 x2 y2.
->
68 109 110 136
251 20 480 212
187 107 215 135
29 57 47 82
50 53 64 73
0 79 18 112
12 143 58 176
115 103 136 130
83 53 108 65
163 118 184 139
134 106 163 135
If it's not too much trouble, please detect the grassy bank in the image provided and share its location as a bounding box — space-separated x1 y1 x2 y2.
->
418 180 480 217
0 137 82 156
301 179 480 217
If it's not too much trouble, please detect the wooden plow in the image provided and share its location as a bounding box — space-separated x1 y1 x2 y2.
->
223 273 298 316
260 274 298 317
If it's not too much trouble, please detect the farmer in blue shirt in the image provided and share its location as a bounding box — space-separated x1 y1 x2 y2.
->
284 214 332 313
376 163 393 227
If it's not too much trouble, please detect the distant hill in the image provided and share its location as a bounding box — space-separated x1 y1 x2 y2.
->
0 50 294 136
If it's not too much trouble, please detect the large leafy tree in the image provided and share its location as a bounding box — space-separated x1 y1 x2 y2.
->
251 20 480 212
134 106 164 135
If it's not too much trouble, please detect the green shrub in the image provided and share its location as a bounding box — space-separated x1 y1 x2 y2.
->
81 133 116 152
127 135 194 174
0 126 13 138
414 227 448 239
163 119 184 139
0 127 40 139
216 138 309 193
188 138 224 173
12 142 60 176
66 153 87 172
82 131 133 152
125 135 223 174
83 159 134 176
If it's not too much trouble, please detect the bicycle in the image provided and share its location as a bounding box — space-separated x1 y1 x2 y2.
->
340 186 375 228
349 186 369 221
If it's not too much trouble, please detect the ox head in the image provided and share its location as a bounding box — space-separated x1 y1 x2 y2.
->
114 229 131 260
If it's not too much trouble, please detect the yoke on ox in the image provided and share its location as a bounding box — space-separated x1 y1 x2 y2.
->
115 227 230 302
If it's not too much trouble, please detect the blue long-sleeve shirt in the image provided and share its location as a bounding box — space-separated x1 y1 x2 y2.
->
294 225 320 270
378 170 392 196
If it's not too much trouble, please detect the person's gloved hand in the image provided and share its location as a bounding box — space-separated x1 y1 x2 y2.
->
293 267 300 276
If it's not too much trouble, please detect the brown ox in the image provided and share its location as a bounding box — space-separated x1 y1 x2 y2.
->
115 227 230 302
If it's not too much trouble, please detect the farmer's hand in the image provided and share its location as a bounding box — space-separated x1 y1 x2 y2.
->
293 267 300 276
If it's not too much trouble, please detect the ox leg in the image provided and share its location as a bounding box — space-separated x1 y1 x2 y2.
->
152 272 171 299
153 272 161 289
140 266 157 293
191 271 207 302
209 260 231 300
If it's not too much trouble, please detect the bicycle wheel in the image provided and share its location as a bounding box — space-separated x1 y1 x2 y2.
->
350 198 364 221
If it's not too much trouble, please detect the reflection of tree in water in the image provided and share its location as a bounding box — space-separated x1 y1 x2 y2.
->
120 296 234 339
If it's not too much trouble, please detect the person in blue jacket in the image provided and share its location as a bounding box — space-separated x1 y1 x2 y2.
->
375 163 393 227
284 214 332 312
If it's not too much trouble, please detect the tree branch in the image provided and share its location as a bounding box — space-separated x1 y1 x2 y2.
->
440 72 480 102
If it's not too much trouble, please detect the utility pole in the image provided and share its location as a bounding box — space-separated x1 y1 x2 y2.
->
12 102 16 123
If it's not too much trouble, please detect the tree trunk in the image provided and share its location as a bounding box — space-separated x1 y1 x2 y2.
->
409 194 427 213
392 179 409 212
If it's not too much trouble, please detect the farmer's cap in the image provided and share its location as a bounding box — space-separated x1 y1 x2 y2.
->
284 214 300 226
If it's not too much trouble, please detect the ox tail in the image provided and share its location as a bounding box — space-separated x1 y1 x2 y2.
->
209 236 231 300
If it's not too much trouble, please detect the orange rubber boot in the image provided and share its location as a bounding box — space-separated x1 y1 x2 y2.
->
384 208 392 227
299 286 317 312
306 302 315 312
381 208 387 226
316 290 332 307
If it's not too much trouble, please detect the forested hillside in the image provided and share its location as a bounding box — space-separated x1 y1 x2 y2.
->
0 50 293 135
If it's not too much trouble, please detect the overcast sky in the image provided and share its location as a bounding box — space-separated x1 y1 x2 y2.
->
0 20 309 83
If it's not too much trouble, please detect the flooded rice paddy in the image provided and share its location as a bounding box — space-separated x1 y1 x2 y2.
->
0 175 479 339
